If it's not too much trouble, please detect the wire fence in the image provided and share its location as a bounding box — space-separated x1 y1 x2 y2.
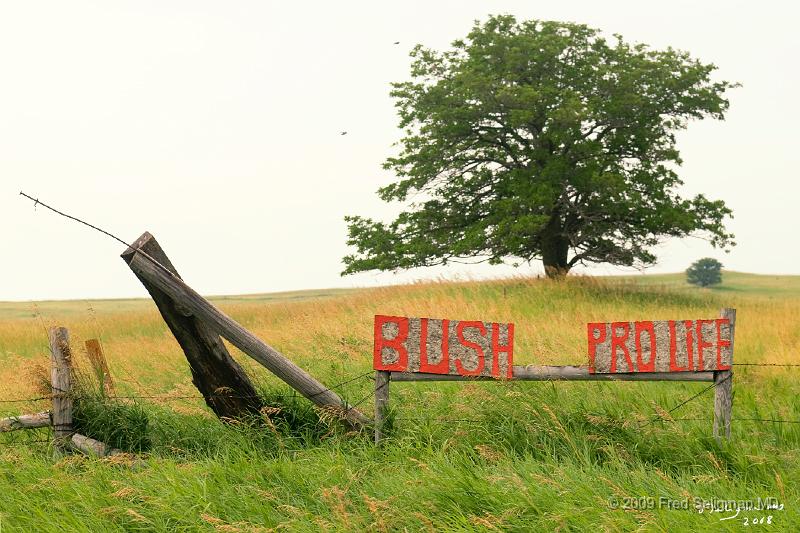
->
0 371 375 405
732 363 800 367
2 361 799 451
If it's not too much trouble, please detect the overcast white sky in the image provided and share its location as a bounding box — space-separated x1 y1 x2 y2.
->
1 1 798 301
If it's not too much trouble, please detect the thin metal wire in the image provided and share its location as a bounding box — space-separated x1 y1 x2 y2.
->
20 192 131 249
638 373 732 429
1 372 374 405
0 438 52 448
0 396 51 403
346 380 387 413
19 191 193 288
733 417 800 424
732 363 800 367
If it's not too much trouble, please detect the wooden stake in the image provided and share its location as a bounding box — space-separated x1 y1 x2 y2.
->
0 412 51 432
374 371 390 444
123 234 370 428
49 327 73 451
70 433 121 457
714 307 735 442
85 339 114 396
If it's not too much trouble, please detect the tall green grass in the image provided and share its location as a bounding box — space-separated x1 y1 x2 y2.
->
1 275 798 531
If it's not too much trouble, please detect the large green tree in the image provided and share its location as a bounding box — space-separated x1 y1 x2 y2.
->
343 15 737 277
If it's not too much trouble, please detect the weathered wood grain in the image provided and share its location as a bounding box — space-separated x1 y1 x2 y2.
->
0 412 50 432
714 308 735 441
121 232 263 420
374 315 514 378
70 433 121 457
588 318 733 373
390 365 715 382
49 327 73 450
374 371 390 444
124 237 369 428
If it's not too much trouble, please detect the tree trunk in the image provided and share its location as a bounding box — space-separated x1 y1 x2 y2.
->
541 214 570 278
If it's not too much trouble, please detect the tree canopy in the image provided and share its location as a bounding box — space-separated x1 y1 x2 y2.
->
342 15 737 277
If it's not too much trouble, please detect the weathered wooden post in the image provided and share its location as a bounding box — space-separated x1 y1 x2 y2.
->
123 232 370 428
374 371 390 443
70 433 121 457
49 326 73 452
713 308 735 442
121 232 263 420
85 339 114 397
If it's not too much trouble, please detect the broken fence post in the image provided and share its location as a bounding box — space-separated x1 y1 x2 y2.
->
0 412 51 432
121 232 263 420
49 326 74 452
123 233 370 428
70 433 121 457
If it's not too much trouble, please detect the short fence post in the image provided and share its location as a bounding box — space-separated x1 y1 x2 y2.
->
49 327 74 452
85 339 114 396
713 308 735 442
374 371 390 444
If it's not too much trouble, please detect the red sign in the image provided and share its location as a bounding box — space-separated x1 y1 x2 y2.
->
373 315 514 378
588 319 733 373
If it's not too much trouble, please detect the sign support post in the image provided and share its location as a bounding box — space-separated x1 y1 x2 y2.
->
374 370 390 444
714 307 735 442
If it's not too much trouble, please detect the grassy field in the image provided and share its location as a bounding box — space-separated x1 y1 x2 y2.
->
1 273 798 531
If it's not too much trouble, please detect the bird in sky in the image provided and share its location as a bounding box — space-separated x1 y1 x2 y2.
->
393 41 400 45
340 131 348 136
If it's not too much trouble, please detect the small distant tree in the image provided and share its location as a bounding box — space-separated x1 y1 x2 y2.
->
686 258 723 287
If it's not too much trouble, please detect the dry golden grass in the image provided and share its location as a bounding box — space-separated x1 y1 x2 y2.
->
1 274 798 411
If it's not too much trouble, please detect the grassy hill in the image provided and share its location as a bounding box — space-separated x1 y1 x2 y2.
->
0 274 798 531
614 270 800 298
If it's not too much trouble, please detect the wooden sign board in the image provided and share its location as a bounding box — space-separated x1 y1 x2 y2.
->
373 315 514 378
588 319 733 373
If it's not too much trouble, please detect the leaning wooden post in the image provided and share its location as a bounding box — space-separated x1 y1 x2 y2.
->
374 371 390 443
713 308 735 442
121 233 264 420
49 327 73 451
123 234 370 428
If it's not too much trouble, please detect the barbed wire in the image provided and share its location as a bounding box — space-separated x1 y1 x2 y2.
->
0 395 51 404
732 417 800 424
1 371 374 406
0 438 52 449
732 363 800 367
657 417 800 424
345 380 388 414
5 361 793 402
641 373 731 429
18 192 214 303
4 364 800 435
